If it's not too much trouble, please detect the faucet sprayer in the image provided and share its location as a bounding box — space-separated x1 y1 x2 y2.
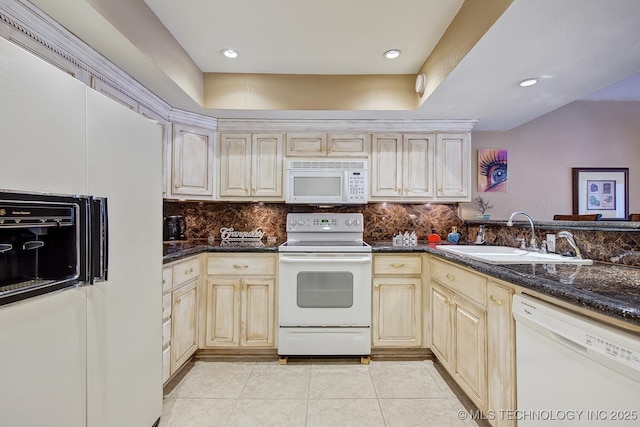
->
507 210 538 250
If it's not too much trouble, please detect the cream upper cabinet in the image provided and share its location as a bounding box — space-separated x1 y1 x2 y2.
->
403 134 435 199
204 254 276 348
138 105 171 198
170 123 215 198
371 134 403 198
486 281 516 427
435 133 471 201
371 133 435 200
286 132 369 157
372 254 423 348
219 133 283 200
327 133 370 157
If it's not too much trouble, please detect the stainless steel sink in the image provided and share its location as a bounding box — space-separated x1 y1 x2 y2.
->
435 245 593 265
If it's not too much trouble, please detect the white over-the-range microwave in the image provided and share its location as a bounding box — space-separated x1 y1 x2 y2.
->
285 160 368 204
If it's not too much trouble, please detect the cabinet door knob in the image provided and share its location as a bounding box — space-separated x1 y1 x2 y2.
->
490 295 505 306
374 284 379 290
446 273 455 281
176 298 181 304
234 284 238 290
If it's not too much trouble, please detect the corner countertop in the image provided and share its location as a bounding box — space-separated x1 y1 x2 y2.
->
163 240 640 328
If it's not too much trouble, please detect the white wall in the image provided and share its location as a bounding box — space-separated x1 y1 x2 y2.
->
460 100 640 221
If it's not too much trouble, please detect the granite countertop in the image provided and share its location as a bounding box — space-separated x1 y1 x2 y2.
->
162 239 279 263
163 240 640 327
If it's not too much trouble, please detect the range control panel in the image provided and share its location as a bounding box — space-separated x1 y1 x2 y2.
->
286 213 364 233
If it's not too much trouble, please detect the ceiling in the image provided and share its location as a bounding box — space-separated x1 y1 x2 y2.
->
29 0 640 130
143 0 464 75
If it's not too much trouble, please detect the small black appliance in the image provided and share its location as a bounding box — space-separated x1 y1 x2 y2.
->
163 215 186 241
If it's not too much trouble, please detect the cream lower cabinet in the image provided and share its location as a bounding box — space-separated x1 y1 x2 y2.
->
430 258 487 413
171 279 198 371
163 256 200 382
203 254 276 348
372 254 423 347
486 280 516 427
161 267 172 384
429 257 515 427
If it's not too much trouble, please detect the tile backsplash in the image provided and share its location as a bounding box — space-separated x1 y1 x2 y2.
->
164 201 463 243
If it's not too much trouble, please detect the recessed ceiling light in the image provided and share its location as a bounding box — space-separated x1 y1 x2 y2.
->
519 78 538 87
221 49 238 59
383 49 401 59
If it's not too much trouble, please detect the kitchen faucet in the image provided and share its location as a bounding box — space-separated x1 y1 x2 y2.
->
558 231 583 259
507 210 538 250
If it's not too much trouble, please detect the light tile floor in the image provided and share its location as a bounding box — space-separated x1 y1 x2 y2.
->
160 359 482 427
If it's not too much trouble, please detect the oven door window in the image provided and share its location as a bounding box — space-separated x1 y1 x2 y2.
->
296 271 353 308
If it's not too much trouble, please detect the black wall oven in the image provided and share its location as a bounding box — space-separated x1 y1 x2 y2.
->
0 191 108 307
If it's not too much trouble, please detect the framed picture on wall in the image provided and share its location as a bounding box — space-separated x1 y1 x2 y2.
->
572 167 629 220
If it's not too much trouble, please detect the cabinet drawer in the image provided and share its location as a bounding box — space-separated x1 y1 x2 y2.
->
162 292 172 320
207 254 276 276
172 257 200 287
162 319 171 348
162 267 173 293
162 346 171 383
374 255 422 275
430 258 486 306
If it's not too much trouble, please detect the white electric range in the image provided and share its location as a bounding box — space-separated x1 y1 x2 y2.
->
277 213 372 357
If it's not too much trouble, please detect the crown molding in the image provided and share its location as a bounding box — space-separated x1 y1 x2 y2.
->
168 108 218 131
0 0 172 120
217 119 477 133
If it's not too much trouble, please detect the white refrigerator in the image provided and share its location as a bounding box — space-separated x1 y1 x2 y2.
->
0 37 163 427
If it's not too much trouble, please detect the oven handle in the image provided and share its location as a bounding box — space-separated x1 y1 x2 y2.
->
279 255 371 264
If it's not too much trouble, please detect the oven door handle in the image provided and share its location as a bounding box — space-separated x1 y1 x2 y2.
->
279 255 371 264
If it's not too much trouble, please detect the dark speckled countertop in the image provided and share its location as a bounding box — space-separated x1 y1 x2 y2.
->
163 240 640 328
163 239 279 263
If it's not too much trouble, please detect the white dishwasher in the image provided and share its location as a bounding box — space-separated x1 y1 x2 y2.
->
513 294 640 426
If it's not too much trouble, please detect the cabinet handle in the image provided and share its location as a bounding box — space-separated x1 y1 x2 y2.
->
176 298 181 304
374 284 379 290
233 264 249 269
185 267 193 274
242 284 247 291
162 279 165 284
390 263 405 268
446 273 455 281
447 300 455 307
234 284 238 290
490 295 505 306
